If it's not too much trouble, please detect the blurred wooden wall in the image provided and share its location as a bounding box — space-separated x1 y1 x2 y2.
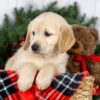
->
0 0 99 26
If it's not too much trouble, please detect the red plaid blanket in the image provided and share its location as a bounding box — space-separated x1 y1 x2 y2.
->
0 69 84 100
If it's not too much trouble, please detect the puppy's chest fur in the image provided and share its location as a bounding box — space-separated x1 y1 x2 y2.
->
12 49 68 73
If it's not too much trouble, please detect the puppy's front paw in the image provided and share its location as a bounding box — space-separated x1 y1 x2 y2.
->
16 63 38 92
36 75 52 90
17 78 33 92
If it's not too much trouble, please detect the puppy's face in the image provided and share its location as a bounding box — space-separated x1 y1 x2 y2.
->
24 12 75 56
29 24 60 55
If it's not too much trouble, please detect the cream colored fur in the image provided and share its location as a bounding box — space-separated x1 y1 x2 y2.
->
5 12 75 91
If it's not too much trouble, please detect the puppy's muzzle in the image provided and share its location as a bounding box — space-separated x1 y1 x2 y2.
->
31 43 40 53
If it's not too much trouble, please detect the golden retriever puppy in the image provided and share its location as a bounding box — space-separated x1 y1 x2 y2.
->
5 12 75 91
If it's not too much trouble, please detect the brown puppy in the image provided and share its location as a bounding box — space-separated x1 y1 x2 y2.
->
67 24 100 86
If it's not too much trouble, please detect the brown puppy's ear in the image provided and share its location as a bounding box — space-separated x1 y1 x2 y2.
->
90 28 99 42
68 40 84 54
23 33 30 50
58 26 75 53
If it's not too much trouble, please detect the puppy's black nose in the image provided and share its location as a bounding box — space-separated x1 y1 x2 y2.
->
31 43 40 52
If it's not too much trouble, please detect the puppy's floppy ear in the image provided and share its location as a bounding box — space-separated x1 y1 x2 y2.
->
23 33 30 50
58 26 75 53
23 21 33 50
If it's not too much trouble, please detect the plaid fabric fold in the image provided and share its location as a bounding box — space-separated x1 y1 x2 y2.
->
0 69 84 100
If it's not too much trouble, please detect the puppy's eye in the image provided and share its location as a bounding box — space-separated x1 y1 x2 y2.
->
45 31 52 37
32 32 35 36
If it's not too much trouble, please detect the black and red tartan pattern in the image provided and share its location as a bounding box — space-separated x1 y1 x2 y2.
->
0 69 84 100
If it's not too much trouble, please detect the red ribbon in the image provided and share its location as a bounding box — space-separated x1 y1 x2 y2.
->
75 55 100 95
75 55 100 72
